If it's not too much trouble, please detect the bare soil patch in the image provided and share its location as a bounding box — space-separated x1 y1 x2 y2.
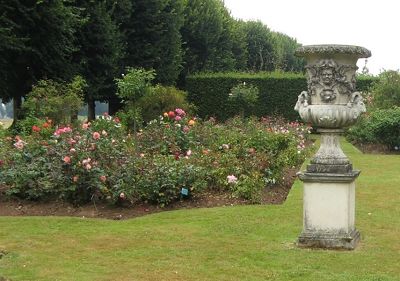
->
0 169 298 220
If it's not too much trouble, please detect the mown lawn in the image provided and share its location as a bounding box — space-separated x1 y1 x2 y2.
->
0 140 399 281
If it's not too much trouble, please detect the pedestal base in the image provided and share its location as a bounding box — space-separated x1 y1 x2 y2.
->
298 172 360 250
298 229 360 250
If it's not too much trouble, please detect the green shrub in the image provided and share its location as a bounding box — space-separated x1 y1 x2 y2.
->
370 70 400 109
22 76 86 125
227 82 259 117
116 68 194 129
115 68 156 131
231 172 265 203
135 155 208 207
115 68 155 102
346 107 400 150
185 72 375 121
135 85 195 123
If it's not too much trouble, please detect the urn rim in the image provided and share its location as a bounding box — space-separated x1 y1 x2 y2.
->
295 44 371 58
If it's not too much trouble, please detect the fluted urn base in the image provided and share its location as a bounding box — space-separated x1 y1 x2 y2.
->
306 129 353 174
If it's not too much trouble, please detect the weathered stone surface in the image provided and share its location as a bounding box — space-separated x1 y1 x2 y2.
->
299 178 359 250
298 170 360 183
298 229 360 250
295 44 371 58
306 163 353 174
294 52 368 129
294 44 370 250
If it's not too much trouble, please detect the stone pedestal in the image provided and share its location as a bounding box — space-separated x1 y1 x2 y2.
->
297 172 360 250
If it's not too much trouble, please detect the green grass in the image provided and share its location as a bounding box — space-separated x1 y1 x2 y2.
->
1 139 399 281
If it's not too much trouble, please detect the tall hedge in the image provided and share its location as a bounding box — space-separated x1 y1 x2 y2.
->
185 72 376 121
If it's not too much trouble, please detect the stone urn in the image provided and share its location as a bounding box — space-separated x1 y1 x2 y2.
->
294 44 371 250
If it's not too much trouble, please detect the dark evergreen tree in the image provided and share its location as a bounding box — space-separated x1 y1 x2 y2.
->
0 0 80 123
73 0 125 120
122 0 185 85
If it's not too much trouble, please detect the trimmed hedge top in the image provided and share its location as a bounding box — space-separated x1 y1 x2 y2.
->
186 72 376 121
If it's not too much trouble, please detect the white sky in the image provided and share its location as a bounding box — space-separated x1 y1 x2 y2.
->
223 0 400 75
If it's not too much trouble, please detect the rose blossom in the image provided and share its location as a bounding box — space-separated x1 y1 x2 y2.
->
99 175 107 183
92 132 100 140
72 175 79 182
82 158 91 165
63 156 71 164
14 139 26 150
227 175 238 184
175 108 186 117
168 111 175 118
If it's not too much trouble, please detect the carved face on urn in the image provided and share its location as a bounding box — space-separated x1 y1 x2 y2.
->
321 68 334 86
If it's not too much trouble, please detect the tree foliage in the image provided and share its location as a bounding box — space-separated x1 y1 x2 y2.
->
1 0 309 124
0 0 81 121
74 0 125 120
370 70 400 109
122 0 185 85
181 0 239 76
22 76 86 125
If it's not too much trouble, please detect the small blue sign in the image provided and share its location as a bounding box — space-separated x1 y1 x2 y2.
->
181 187 189 196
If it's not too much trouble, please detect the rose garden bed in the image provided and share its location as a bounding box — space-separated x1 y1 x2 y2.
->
0 112 312 218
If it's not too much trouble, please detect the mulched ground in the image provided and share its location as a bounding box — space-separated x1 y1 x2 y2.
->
0 169 298 220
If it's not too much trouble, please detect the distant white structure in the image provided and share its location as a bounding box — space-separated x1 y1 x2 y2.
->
0 103 7 119
0 99 12 119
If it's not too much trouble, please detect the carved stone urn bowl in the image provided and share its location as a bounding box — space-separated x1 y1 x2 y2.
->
294 45 371 129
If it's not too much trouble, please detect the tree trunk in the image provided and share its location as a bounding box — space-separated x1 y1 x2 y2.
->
11 94 22 127
108 98 122 115
259 47 264 71
71 111 78 123
87 98 96 121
